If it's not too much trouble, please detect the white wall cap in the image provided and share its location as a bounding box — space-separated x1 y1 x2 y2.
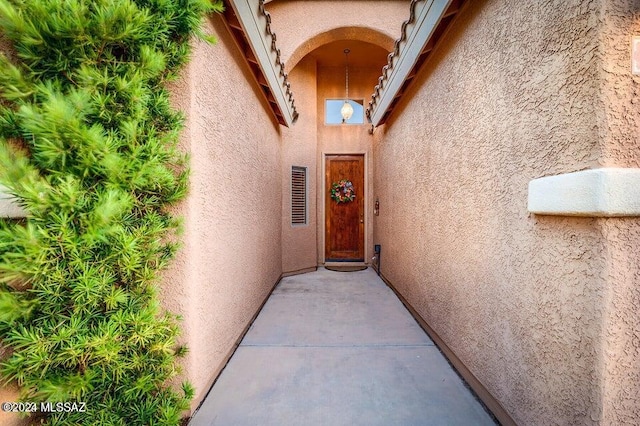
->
528 168 640 217
0 184 27 218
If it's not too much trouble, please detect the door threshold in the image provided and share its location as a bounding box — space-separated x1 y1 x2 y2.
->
323 261 367 267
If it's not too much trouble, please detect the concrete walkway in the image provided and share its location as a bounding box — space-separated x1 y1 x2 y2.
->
189 267 496 426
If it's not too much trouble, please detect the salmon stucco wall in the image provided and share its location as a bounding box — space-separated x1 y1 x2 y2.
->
265 0 407 69
267 0 407 268
600 219 640 424
0 384 21 426
281 61 383 268
163 14 283 409
281 56 318 274
597 1 640 423
372 0 637 424
0 13 284 422
598 0 640 168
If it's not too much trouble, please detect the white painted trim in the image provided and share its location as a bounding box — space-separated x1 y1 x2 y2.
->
0 185 27 218
632 35 640 76
369 0 452 126
228 0 297 126
528 168 640 217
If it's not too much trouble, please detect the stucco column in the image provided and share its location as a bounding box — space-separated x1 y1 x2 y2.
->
595 1 640 423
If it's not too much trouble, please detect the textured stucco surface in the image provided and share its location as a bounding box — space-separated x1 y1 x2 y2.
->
281 53 387 269
0 384 21 425
281 56 318 274
1 1 637 424
267 1 407 269
0 15 284 421
597 0 640 167
373 0 638 424
162 14 283 409
0 185 27 218
272 0 396 269
596 1 640 424
0 15 281 423
599 219 640 424
265 0 407 69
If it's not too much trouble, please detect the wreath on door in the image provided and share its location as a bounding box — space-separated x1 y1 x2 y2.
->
330 179 356 203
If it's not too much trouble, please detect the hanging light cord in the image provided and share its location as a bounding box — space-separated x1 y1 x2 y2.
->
344 48 350 101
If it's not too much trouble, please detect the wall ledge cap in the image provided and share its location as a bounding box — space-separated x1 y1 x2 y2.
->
528 168 640 217
0 185 28 218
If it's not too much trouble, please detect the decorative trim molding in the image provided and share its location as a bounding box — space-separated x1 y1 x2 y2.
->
366 0 464 127
0 185 27 218
528 168 640 217
223 0 298 127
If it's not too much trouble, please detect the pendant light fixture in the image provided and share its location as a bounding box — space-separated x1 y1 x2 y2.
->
340 48 354 123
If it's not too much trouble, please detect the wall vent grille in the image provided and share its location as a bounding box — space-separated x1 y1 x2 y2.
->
291 166 307 225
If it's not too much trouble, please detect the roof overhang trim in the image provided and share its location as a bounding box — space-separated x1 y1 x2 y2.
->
224 0 298 126
366 0 457 127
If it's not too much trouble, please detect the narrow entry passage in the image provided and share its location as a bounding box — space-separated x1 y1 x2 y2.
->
189 268 496 425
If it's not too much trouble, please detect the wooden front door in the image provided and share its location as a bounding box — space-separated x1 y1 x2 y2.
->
325 155 365 261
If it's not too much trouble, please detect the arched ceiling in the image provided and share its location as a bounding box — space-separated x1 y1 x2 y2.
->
221 0 467 128
285 27 396 72
306 40 389 68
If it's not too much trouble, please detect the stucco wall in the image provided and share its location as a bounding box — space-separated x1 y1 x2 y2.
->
281 57 386 268
163 14 283 409
281 56 318 274
598 0 640 168
600 220 640 424
0 385 21 426
373 0 637 424
265 0 407 68
267 0 407 270
0 13 284 422
597 1 640 423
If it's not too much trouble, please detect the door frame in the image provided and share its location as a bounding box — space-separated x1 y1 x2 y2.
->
321 151 369 264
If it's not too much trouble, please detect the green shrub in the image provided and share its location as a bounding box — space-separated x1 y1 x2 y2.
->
0 0 222 424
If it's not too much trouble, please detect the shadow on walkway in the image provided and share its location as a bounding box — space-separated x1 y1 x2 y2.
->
189 267 496 426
